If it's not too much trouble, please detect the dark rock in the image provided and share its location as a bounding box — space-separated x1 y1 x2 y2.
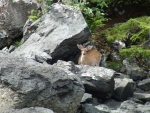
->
0 30 9 49
113 78 135 101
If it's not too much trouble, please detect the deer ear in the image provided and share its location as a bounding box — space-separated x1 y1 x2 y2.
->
86 45 93 50
77 44 83 50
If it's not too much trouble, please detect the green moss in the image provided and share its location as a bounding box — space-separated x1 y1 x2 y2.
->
119 46 150 59
101 16 150 43
108 61 123 69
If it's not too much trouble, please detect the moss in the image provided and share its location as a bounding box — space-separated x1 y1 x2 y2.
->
101 16 150 43
108 61 123 69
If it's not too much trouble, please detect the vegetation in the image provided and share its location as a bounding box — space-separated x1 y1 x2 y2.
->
13 40 22 48
120 46 150 59
108 61 123 69
101 16 150 43
28 9 42 21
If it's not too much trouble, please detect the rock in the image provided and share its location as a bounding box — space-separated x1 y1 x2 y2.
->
82 104 110 113
0 30 9 49
81 93 93 103
0 0 39 48
103 99 121 110
121 59 147 81
137 78 150 91
77 65 115 99
112 40 126 51
12 3 91 64
22 19 34 42
113 78 135 101
120 100 150 113
0 55 84 113
133 93 150 101
0 107 54 113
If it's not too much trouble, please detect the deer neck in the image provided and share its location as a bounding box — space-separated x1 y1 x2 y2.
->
80 53 86 64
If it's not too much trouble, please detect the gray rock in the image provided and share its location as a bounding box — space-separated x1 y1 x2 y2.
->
137 78 150 91
0 107 54 113
120 100 150 113
112 40 126 51
0 30 9 49
103 99 121 110
77 65 115 99
82 104 110 113
0 55 84 113
113 78 135 101
12 3 91 64
133 93 150 101
0 0 39 48
121 59 147 81
81 93 93 103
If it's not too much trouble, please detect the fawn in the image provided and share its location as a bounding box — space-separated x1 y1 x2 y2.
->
77 44 101 66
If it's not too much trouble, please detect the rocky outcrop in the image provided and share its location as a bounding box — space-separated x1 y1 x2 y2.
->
0 53 84 113
0 0 39 49
12 3 91 64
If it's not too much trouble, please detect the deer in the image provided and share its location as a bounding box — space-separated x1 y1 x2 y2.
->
77 44 101 66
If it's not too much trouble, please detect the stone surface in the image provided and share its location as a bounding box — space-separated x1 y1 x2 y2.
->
77 65 115 99
0 0 39 48
12 3 91 64
137 78 150 91
81 93 93 103
82 104 110 113
0 107 54 113
113 78 135 101
0 54 84 113
133 92 150 101
120 100 150 113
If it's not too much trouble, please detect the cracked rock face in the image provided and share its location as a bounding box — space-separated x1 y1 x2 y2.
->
0 52 84 113
13 3 91 63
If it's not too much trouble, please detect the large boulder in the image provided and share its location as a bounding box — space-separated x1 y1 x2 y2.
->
12 3 91 64
54 60 115 98
77 65 115 99
0 0 39 49
113 78 135 101
0 53 84 113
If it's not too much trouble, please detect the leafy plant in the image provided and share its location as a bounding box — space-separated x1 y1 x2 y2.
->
68 0 108 32
28 9 42 21
13 40 22 48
